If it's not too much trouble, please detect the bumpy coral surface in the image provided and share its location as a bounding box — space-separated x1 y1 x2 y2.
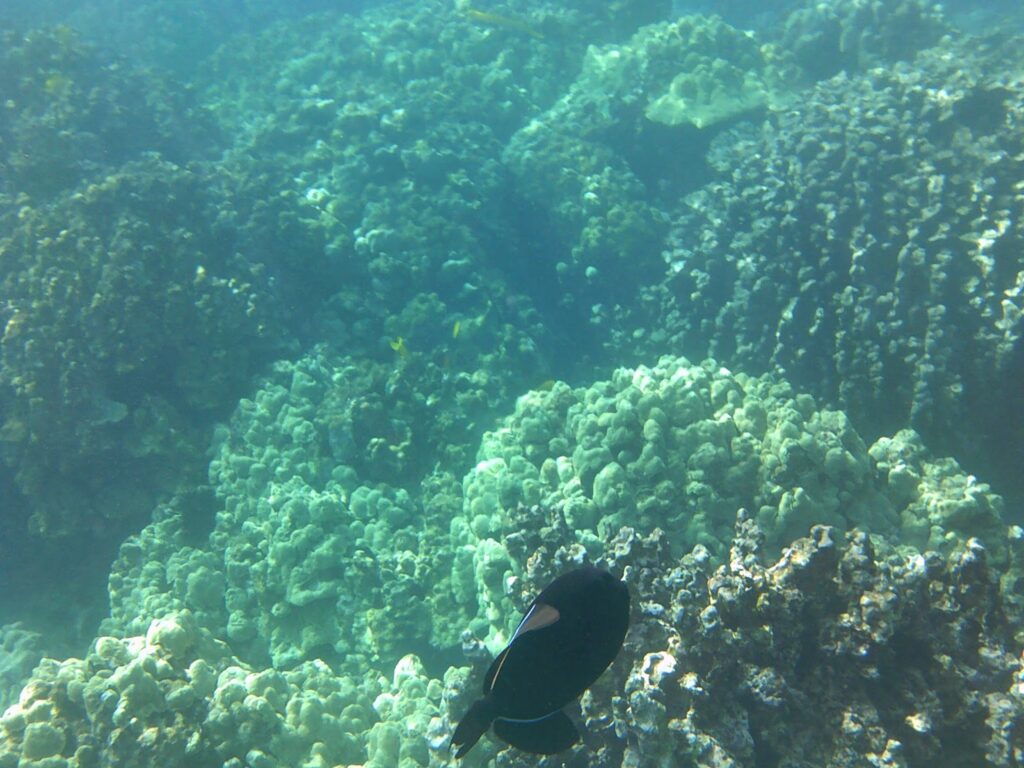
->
453 356 1007 644
12 526 1022 767
105 355 1005 671
0 625 47 712
502 14 800 307
186 0 604 396
0 159 278 542
453 519 1023 767
0 27 211 209
105 339 535 672
0 611 427 768
7 355 1023 767
195 0 574 309
651 36 1024 503
779 0 948 79
2 1 1023 766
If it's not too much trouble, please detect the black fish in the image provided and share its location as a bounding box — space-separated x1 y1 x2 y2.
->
450 566 630 758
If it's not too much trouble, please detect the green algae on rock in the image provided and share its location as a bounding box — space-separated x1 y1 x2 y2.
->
641 16 799 129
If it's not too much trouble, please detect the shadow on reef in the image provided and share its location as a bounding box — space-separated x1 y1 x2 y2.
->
492 194 604 381
0 477 110 658
960 335 1024 525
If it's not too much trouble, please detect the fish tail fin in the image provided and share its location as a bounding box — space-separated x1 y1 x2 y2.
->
451 696 498 759
493 711 580 755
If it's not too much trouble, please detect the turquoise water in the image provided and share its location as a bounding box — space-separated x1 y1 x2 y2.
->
1 1 1023 765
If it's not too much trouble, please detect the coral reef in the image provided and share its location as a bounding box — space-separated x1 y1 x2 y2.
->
191 0 571 355
467 519 1024 767
0 625 47 711
26 0 669 78
102 355 1017 757
0 27 213 208
642 517 1024 767
0 611 401 768
648 35 1024 502
0 159 280 542
7 521 1021 767
502 14 800 307
1 2 1023 767
779 0 948 80
453 356 1006 644
104 339 536 672
0 25 271 604
497 0 948 324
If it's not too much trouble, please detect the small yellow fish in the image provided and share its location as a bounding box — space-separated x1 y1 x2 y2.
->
452 320 461 339
43 72 72 98
464 7 544 40
389 337 409 357
53 25 76 49
535 379 556 392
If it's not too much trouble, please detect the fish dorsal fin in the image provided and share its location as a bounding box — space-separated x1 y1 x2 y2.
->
488 603 561 692
512 602 560 641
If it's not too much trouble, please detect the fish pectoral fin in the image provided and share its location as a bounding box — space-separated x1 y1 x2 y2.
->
513 602 560 639
493 711 579 755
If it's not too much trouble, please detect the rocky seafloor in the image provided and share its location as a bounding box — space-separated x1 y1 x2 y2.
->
1 0 1023 765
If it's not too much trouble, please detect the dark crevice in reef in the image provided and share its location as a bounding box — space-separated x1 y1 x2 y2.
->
489 192 606 381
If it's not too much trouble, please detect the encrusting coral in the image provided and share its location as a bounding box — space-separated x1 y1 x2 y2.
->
65 356 1017 768
5 513 1021 767
642 34 1024 505
2 2 1023 766
0 159 279 544
502 14 800 307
